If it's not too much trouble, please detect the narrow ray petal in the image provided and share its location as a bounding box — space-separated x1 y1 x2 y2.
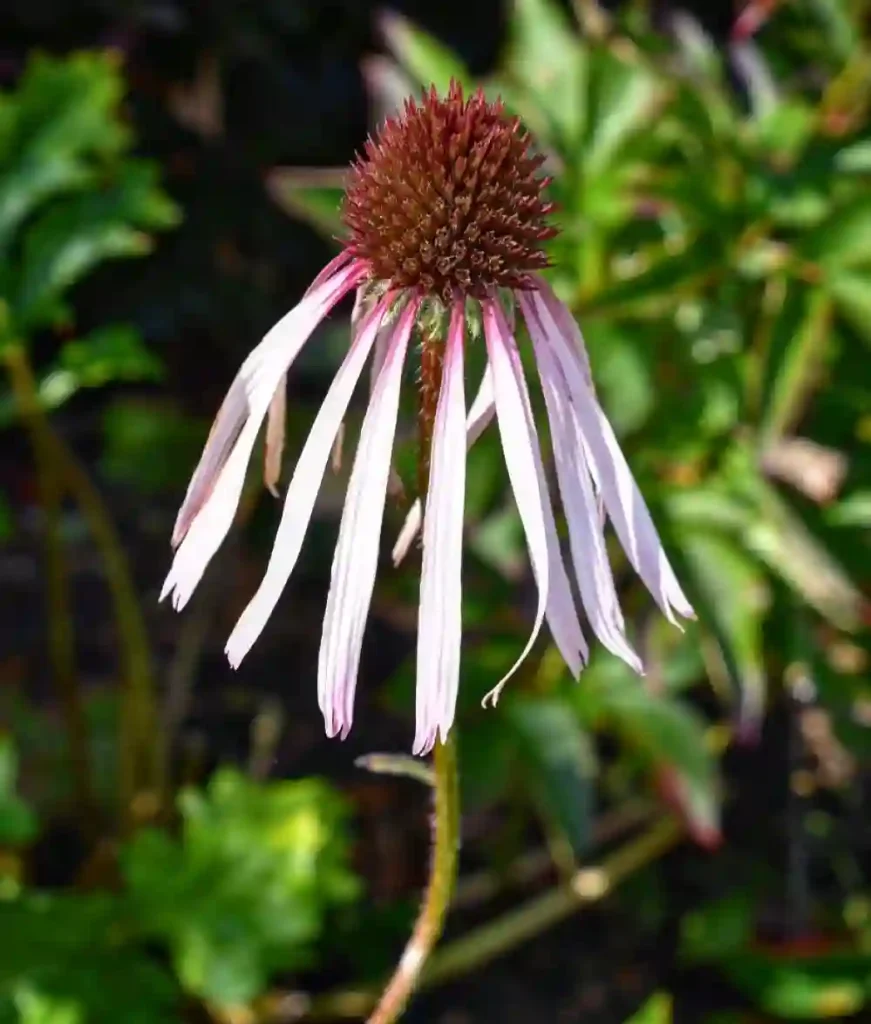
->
521 293 642 672
531 291 694 623
162 261 366 608
391 362 495 567
170 260 365 548
224 292 400 667
414 303 467 755
263 374 287 496
317 299 419 738
304 248 356 298
482 298 585 707
492 301 587 679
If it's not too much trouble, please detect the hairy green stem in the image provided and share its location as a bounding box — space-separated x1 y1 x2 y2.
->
4 344 96 826
367 735 460 1024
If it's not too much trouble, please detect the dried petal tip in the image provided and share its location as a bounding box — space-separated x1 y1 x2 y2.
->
343 81 556 303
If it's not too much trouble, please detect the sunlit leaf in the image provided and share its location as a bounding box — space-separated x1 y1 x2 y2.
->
723 948 871 1019
378 11 471 94
266 168 346 239
122 769 360 1007
504 697 596 857
759 281 833 441
680 531 768 733
506 0 586 145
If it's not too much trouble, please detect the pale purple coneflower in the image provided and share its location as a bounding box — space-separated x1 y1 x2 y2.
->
161 82 694 754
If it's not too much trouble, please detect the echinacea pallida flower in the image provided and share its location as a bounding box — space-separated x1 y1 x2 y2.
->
162 82 694 754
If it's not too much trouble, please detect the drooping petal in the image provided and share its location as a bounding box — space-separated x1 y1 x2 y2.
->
317 298 420 738
304 248 356 298
392 362 495 567
263 374 287 496
521 293 642 673
482 298 586 706
530 289 694 624
414 303 467 755
224 291 400 667
162 260 366 609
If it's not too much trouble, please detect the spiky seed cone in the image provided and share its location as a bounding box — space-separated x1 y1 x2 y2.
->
343 81 556 304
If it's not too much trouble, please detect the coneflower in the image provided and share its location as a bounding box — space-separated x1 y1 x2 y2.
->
162 82 694 754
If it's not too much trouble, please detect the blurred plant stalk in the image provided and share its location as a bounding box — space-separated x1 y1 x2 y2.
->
3 341 164 831
3 341 95 829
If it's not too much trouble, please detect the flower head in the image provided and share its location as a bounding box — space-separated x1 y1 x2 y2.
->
162 82 694 754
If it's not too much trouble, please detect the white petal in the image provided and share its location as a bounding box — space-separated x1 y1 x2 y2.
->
482 298 585 706
531 290 694 623
391 362 495 567
521 293 641 672
224 292 400 667
162 260 365 608
263 373 287 496
414 304 467 755
317 298 419 738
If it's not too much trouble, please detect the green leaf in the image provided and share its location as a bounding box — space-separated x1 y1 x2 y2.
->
378 11 470 94
826 271 871 347
122 769 360 1007
584 48 659 173
572 659 720 846
680 531 768 732
99 398 210 494
31 325 164 411
722 948 871 1019
582 320 655 435
12 162 179 332
503 697 595 857
746 483 864 631
759 282 833 440
0 493 12 540
624 992 672 1024
0 893 180 1024
0 736 38 847
803 197 871 269
582 236 723 316
266 168 345 240
506 0 586 146
679 894 755 964
0 52 128 253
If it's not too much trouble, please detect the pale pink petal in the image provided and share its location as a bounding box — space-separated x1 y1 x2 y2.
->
304 249 357 298
224 291 400 667
521 293 642 672
263 374 287 496
491 301 587 680
162 260 365 609
391 362 495 567
370 316 406 498
414 303 467 755
318 298 419 738
531 290 694 624
482 298 586 707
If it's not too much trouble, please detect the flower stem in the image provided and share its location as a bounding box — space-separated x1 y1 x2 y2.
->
366 324 460 1024
367 733 460 1024
4 344 96 828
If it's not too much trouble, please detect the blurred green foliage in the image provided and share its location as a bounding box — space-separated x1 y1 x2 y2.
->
123 770 360 1006
2 0 871 1021
0 768 358 1020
